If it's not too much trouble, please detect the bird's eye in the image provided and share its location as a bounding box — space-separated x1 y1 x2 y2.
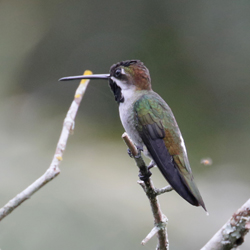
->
114 68 122 78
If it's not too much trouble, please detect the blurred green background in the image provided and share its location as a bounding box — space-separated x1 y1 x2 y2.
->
0 1 250 249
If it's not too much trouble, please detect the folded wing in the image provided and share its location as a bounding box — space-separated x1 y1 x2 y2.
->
134 94 206 210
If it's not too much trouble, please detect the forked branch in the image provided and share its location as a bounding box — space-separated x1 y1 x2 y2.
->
0 71 92 221
122 132 172 250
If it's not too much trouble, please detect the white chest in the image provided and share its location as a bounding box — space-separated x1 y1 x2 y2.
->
118 91 143 147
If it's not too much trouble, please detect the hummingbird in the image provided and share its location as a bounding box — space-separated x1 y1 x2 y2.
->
59 60 206 211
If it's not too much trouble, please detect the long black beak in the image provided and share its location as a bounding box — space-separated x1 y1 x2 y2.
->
59 74 110 81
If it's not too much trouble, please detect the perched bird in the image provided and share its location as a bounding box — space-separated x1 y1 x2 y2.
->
59 60 206 211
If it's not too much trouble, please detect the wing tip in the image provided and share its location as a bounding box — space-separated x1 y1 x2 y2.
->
200 201 208 213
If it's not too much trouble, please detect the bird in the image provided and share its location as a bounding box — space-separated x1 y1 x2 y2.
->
59 59 206 211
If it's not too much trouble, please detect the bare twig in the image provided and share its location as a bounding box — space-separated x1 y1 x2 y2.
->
201 198 250 250
141 224 160 245
138 179 169 250
122 133 138 157
0 70 92 221
141 213 168 246
155 186 173 196
122 132 149 177
122 132 171 250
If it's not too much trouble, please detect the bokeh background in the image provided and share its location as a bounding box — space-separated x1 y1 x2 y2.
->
0 1 250 249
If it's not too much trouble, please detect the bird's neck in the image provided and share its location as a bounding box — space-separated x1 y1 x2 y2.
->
121 88 151 105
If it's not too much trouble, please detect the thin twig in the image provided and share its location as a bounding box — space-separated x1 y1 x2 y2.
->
0 70 92 221
139 179 169 250
201 198 250 250
155 186 173 195
122 132 170 250
122 132 152 181
122 132 138 157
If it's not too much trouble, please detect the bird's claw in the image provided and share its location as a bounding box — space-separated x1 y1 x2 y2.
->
127 146 143 158
135 146 143 159
127 148 133 158
138 160 155 181
138 169 152 181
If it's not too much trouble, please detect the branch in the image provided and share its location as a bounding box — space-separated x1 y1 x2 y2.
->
122 132 150 178
0 70 92 221
138 179 169 250
122 132 172 250
201 198 250 250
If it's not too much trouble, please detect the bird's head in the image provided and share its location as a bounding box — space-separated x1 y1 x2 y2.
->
59 59 151 104
108 60 151 103
109 60 151 91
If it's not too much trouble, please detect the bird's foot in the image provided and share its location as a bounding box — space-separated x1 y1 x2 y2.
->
127 146 143 158
134 146 143 159
138 169 152 181
127 148 133 158
138 160 155 181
